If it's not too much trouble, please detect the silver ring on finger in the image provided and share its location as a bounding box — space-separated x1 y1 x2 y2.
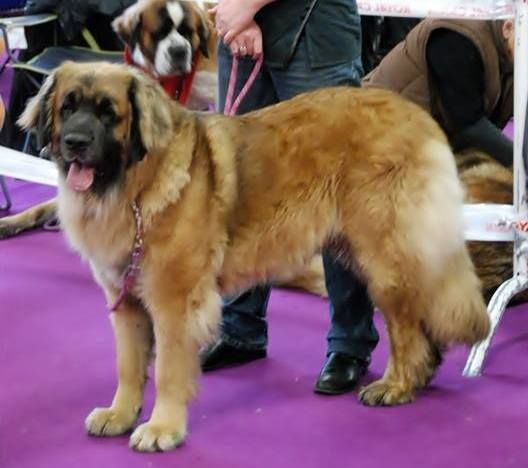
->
239 44 247 55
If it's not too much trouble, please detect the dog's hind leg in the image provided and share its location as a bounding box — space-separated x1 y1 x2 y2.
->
357 287 437 406
0 197 57 238
86 297 153 437
357 243 488 406
351 139 488 405
356 245 487 406
349 231 485 405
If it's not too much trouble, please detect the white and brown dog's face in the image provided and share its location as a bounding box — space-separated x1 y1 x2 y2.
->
113 0 213 76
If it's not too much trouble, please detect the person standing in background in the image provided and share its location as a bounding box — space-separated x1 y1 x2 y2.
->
363 18 514 167
201 0 380 396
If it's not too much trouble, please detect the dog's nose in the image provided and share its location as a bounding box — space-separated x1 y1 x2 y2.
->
169 46 187 62
64 132 93 153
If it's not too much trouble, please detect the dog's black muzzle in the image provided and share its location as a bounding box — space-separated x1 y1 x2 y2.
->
60 111 104 167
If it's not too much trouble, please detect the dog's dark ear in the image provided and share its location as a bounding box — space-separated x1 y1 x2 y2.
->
112 4 142 47
197 21 209 58
127 71 173 160
196 9 211 58
127 83 147 164
17 72 56 149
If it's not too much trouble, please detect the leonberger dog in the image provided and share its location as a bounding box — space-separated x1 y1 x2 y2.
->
18 61 489 451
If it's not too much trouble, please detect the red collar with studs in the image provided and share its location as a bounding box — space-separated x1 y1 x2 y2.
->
124 45 200 106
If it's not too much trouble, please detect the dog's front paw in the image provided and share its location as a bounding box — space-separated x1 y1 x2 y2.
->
129 421 187 452
85 406 139 436
358 379 415 406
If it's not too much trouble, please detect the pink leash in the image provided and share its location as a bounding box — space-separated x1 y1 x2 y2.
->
109 201 144 312
223 54 263 116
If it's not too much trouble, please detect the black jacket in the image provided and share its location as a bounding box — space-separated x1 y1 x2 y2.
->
255 0 362 69
26 0 135 40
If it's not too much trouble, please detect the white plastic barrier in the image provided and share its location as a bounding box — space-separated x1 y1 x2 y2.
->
202 0 515 19
358 0 514 18
463 204 516 242
0 146 57 186
464 0 528 376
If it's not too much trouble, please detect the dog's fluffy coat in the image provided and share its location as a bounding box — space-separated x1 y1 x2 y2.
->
19 62 489 452
279 150 519 302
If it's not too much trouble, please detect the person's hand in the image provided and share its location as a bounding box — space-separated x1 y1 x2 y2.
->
209 0 263 45
228 21 263 59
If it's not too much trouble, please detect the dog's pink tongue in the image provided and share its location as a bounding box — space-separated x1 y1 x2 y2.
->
66 162 95 192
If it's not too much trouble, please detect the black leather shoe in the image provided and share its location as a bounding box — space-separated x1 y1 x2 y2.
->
201 340 267 372
313 352 368 395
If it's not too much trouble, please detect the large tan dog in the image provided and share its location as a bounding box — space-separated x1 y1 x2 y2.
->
19 61 489 452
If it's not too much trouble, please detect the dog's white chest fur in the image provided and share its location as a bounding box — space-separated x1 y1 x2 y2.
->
57 183 135 291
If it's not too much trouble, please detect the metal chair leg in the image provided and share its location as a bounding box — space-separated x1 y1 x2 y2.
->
22 130 34 155
0 55 10 74
0 175 11 211
463 272 528 377
465 6 528 378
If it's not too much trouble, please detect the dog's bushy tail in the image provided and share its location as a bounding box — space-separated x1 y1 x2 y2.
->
407 139 490 346
423 248 490 346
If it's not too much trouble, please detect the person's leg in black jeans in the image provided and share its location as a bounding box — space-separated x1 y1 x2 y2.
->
314 253 379 394
201 286 271 371
203 41 379 395
220 286 271 350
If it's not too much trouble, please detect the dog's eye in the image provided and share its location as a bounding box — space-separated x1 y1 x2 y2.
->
153 7 174 40
97 98 118 125
177 22 192 39
60 92 77 118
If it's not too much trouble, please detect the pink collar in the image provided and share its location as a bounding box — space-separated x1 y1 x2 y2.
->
109 200 144 311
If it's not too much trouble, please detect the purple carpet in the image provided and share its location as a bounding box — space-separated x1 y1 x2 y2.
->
1 179 527 468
